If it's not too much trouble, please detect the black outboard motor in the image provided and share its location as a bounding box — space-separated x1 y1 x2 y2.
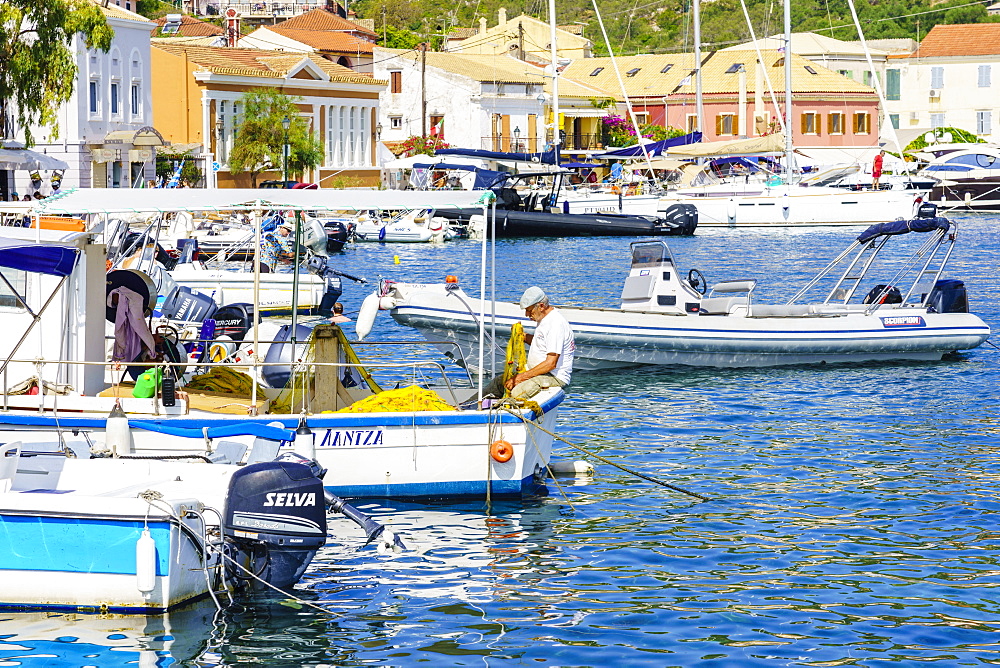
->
324 220 349 253
213 303 258 342
661 203 698 236
863 284 903 305
223 460 327 590
262 323 312 388
916 202 938 219
927 279 969 313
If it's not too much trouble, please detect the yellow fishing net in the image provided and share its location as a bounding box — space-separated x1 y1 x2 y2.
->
503 322 527 397
186 367 266 396
336 385 456 413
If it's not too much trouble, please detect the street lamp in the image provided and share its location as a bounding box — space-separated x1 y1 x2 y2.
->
513 126 520 151
281 115 291 184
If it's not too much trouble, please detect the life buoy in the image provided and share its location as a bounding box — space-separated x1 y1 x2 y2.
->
490 439 513 463
610 185 621 194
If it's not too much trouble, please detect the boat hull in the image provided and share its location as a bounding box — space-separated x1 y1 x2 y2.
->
0 388 564 500
433 207 674 236
389 287 991 369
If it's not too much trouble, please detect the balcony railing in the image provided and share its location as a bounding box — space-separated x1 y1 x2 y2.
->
481 136 539 152
202 1 329 16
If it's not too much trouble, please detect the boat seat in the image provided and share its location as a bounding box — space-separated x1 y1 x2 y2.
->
208 440 248 465
699 296 748 315
0 442 22 493
749 304 812 317
245 422 287 465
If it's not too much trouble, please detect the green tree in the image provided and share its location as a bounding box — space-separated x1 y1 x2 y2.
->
228 88 324 187
904 126 983 155
0 0 112 145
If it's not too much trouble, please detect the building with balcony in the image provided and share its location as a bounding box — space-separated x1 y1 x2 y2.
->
150 42 386 187
373 48 615 159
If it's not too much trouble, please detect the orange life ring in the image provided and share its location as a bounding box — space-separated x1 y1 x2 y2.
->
610 185 622 194
490 439 513 463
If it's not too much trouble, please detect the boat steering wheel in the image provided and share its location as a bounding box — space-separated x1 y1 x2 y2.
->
687 268 708 295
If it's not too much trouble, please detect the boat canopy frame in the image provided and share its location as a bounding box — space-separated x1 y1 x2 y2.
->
787 217 956 314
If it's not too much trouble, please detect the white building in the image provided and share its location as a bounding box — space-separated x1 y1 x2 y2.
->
374 49 550 155
884 24 1000 143
19 3 161 192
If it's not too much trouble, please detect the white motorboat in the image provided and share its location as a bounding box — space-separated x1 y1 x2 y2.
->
0 443 336 612
0 188 563 502
915 142 1000 211
377 214 990 369
352 209 456 243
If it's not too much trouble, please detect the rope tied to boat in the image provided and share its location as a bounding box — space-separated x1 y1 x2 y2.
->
501 407 709 502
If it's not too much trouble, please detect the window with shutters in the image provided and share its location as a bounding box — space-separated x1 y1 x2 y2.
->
853 112 870 135
886 69 900 100
828 112 844 135
390 71 402 93
716 113 736 136
979 65 991 88
801 112 819 135
930 67 944 89
977 111 992 135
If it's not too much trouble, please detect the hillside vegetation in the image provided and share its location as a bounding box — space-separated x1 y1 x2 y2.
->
351 0 999 55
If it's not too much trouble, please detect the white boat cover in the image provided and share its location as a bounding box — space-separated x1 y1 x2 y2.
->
31 188 495 215
667 133 786 158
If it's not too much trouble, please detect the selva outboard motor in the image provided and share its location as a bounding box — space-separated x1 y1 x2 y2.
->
223 461 327 590
213 303 258 342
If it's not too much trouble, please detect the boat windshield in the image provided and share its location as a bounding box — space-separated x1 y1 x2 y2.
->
630 241 673 268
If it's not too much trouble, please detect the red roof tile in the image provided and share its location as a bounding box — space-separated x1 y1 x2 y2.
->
916 23 1000 57
274 8 376 37
270 27 375 54
152 14 224 37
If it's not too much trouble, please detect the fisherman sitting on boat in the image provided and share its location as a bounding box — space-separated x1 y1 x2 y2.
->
484 286 575 400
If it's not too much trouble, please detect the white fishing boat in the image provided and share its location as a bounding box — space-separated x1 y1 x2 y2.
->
352 209 456 243
376 213 990 369
0 188 564 502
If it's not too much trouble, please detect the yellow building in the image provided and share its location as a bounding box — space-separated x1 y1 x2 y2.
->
446 9 591 62
150 42 386 187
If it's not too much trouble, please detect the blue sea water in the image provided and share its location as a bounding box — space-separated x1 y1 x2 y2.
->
2 215 999 666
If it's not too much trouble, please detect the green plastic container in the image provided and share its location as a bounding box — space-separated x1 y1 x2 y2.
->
132 367 163 398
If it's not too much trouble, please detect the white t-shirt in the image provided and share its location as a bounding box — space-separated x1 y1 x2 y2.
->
528 308 575 385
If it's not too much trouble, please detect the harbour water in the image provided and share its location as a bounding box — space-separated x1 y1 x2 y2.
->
2 215 999 666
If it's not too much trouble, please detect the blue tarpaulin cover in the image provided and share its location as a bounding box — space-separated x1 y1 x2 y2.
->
0 238 80 277
857 217 950 244
436 147 558 165
597 132 703 158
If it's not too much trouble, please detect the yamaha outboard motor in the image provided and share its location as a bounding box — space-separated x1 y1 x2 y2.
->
927 279 969 313
160 286 218 323
223 460 327 590
213 303 258 342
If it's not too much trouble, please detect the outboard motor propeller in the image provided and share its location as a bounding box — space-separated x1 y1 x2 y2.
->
222 460 327 590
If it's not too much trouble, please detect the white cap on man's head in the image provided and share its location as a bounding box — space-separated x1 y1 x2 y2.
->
519 286 547 309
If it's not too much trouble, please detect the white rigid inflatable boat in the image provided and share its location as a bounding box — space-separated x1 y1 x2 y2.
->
375 215 991 369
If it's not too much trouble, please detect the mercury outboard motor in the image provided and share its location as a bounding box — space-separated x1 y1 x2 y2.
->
223 460 327 590
916 202 938 219
213 303 258 342
325 220 349 253
661 203 698 236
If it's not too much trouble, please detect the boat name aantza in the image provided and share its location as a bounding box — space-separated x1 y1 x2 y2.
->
319 429 384 447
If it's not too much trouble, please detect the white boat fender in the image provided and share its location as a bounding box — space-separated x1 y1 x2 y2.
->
726 198 736 221
105 402 134 456
208 335 236 363
136 528 157 593
379 296 397 310
355 292 380 340
549 460 595 475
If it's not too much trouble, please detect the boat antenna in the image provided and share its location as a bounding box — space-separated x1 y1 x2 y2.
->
588 0 655 171
783 0 795 181
548 0 561 163
844 0 907 170
737 0 787 136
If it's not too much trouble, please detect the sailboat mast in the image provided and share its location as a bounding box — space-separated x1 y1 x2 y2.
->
549 0 560 161
694 0 703 131
783 0 794 179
